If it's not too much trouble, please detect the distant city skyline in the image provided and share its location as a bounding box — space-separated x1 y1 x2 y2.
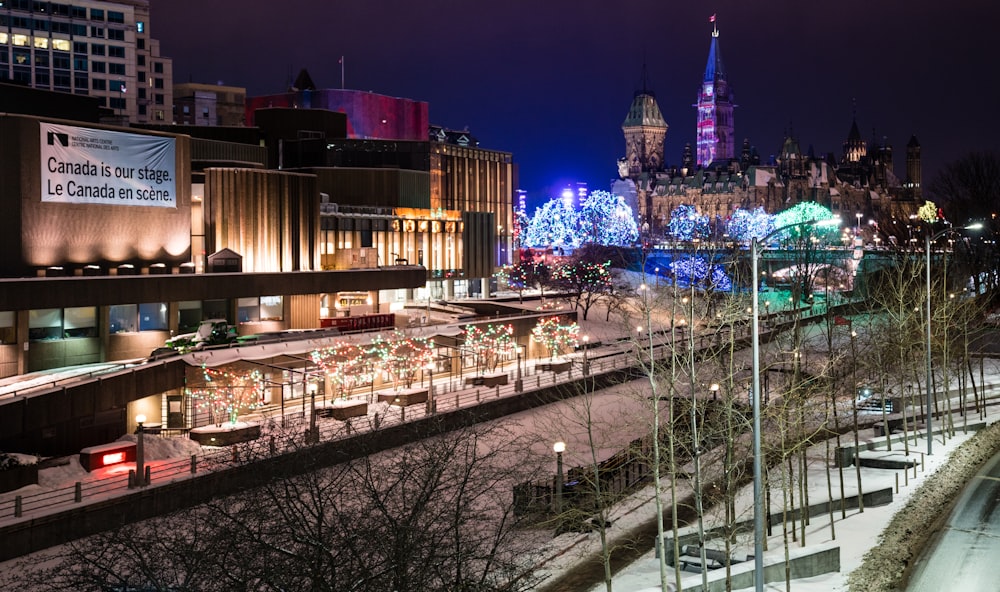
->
153 0 1000 211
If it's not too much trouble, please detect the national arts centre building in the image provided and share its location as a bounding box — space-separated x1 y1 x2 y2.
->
0 111 444 454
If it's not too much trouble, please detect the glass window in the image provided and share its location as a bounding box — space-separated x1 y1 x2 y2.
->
107 29 123 41
109 97 125 109
13 48 29 65
107 11 124 24
136 38 144 50
72 41 87 54
0 33 6 44
12 35 29 47
71 6 86 18
108 45 124 58
153 62 163 74
34 70 49 85
90 8 104 20
154 93 163 105
71 24 85 36
136 21 144 33
53 53 70 68
0 311 15 345
109 79 124 92
91 78 105 90
108 62 124 75
153 77 163 89
90 26 103 38
91 60 104 72
33 36 48 49
90 43 104 55
260 296 283 321
138 303 167 331
64 306 96 338
28 308 62 341
137 54 144 66
202 299 227 320
108 304 137 333
237 297 259 323
178 301 202 333
72 56 86 70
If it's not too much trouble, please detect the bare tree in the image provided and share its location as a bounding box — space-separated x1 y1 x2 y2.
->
4 424 543 592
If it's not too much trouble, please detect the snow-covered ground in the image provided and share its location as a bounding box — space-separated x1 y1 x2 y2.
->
3 289 998 592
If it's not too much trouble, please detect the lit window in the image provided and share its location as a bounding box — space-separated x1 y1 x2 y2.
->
0 33 7 44
33 37 48 49
136 21 144 33
52 38 70 51
12 34 28 47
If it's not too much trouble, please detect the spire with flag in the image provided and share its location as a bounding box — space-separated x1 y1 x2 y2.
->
710 13 717 36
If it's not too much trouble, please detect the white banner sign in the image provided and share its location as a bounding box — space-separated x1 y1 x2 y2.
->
39 122 177 208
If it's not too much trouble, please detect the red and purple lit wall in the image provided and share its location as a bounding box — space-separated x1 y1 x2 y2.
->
246 89 429 141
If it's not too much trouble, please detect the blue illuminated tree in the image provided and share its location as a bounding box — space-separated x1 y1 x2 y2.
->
726 207 775 243
669 255 732 292
667 204 710 241
523 198 581 249
579 190 639 246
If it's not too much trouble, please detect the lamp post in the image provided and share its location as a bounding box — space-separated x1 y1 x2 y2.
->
751 216 839 591
515 346 523 392
924 223 981 455
307 382 318 444
582 335 590 375
135 413 147 487
426 362 435 414
553 440 566 515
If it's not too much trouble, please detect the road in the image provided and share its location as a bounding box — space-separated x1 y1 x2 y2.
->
905 450 1000 591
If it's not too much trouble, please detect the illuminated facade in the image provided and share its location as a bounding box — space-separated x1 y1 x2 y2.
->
0 0 173 124
695 25 735 167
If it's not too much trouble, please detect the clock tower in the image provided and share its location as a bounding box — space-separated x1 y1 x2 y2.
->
695 21 735 168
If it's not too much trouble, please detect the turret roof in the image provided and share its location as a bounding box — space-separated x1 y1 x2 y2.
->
622 92 667 129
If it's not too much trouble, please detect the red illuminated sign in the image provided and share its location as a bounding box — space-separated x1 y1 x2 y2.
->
101 452 126 466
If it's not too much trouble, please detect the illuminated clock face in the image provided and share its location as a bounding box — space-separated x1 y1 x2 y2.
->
704 84 713 96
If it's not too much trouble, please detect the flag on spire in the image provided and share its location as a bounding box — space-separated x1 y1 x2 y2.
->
709 13 716 22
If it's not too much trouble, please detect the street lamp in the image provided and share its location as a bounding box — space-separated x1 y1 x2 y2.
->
553 441 566 515
751 216 839 591
307 382 318 444
924 222 981 455
582 335 590 375
135 413 147 487
515 346 523 392
425 361 435 414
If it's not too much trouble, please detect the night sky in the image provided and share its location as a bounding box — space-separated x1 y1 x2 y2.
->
153 1 999 212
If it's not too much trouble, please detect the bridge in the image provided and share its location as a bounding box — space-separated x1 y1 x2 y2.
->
642 246 943 297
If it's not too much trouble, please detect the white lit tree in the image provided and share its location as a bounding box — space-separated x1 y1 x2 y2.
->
579 190 639 246
523 197 581 249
